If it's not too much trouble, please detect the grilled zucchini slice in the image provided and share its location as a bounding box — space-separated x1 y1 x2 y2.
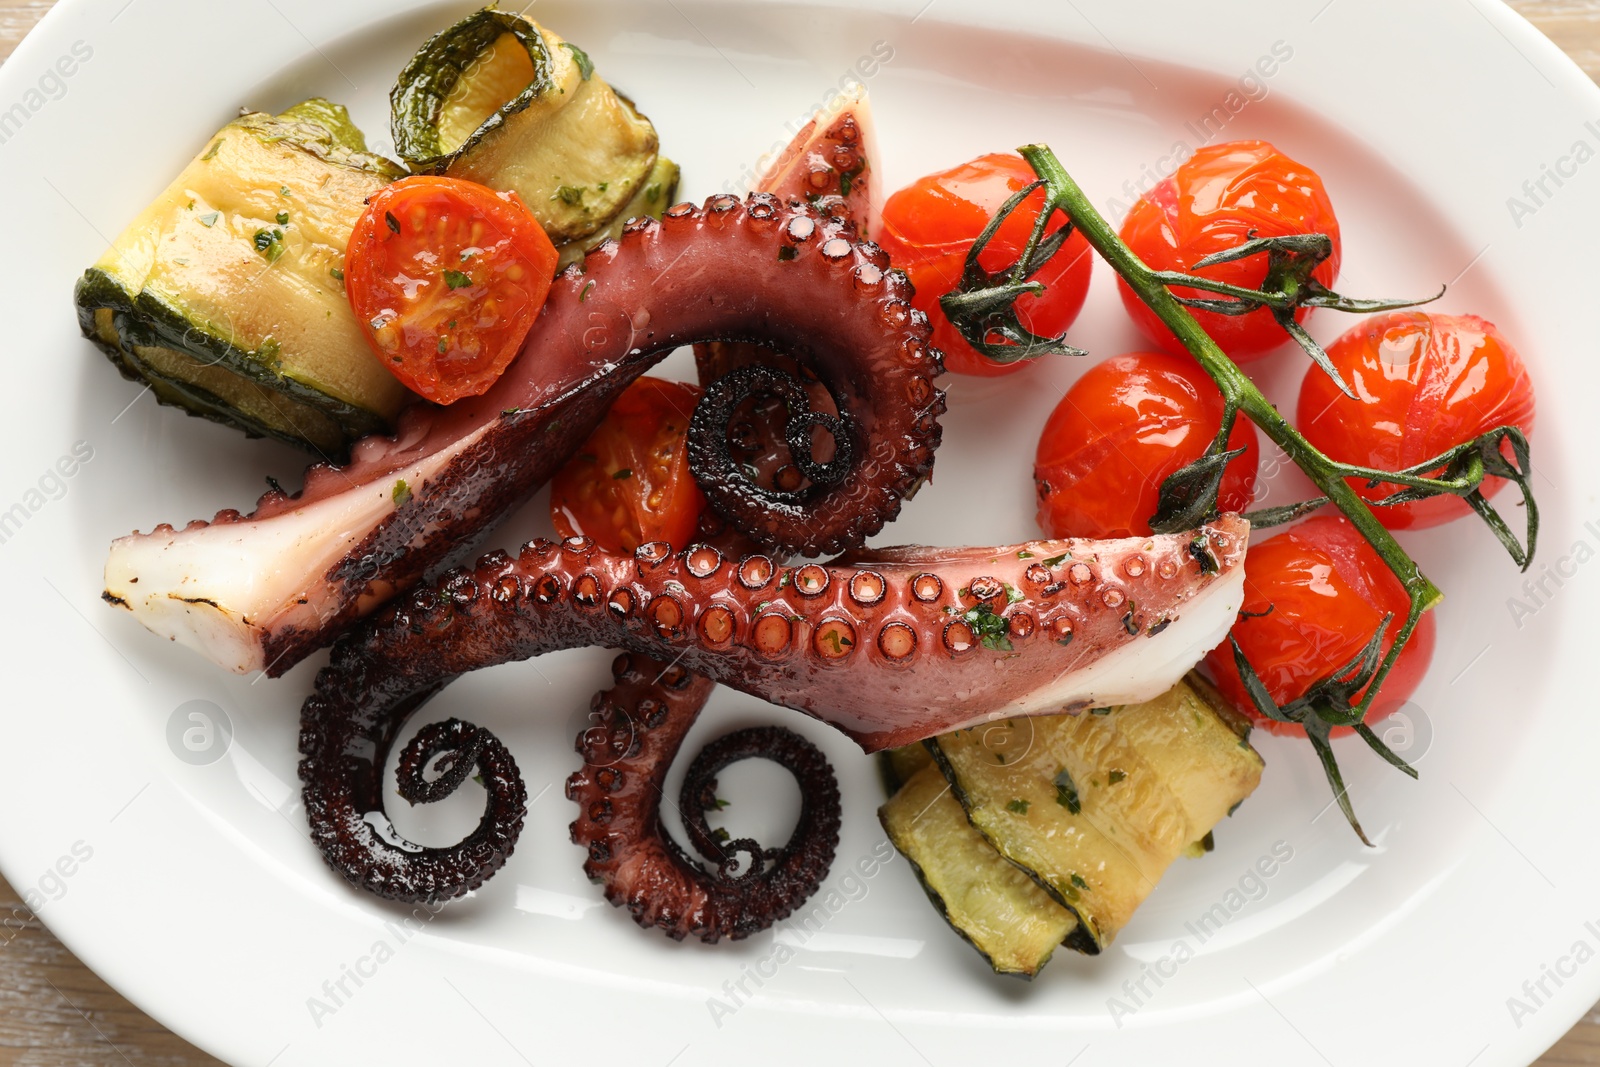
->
928 677 1263 953
879 741 936 794
75 99 407 457
555 154 679 268
392 10 663 245
881 764 1078 978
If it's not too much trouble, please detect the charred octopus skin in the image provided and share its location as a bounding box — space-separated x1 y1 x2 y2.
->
297 521 1246 904
565 652 841 943
103 193 944 678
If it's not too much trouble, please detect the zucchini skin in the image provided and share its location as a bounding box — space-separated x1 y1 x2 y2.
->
75 101 406 458
390 9 555 172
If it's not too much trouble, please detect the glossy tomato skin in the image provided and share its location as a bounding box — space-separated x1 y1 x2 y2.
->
1034 351 1260 539
1296 311 1535 530
876 152 1092 377
346 176 557 405
1202 515 1436 737
1118 140 1341 361
550 376 707 555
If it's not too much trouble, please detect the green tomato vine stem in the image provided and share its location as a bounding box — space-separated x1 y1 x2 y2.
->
1016 143 1444 718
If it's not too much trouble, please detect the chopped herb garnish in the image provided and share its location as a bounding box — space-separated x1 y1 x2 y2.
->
579 280 595 302
443 269 473 289
392 479 412 507
612 468 633 480
554 185 585 205
330 267 344 282
252 228 285 262
644 182 662 202
1108 769 1126 785
275 211 290 226
777 246 797 262
437 337 448 354
1042 552 1070 567
959 602 1013 652
562 41 595 79
385 210 401 234
198 211 220 228
279 185 292 197
1006 798 1030 815
711 827 730 844
185 200 194 210
1070 873 1090 891
200 139 223 161
1017 550 1034 559
711 797 730 810
818 628 853 654
1054 767 1081 813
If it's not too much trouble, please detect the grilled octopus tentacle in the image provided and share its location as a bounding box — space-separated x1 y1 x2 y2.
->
299 522 1247 903
565 653 840 942
105 192 943 677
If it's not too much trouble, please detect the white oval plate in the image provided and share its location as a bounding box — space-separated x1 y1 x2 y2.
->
0 1 1595 1064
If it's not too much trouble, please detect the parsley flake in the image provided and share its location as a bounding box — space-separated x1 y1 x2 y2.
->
1054 767 1081 813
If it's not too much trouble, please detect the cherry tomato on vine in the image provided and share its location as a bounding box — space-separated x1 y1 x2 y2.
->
875 152 1093 377
550 376 707 554
1034 351 1260 539
1202 515 1436 737
346 175 558 405
1118 140 1341 362
1296 311 1535 530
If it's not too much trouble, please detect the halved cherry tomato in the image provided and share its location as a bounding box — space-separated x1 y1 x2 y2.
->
1296 311 1535 530
875 152 1092 377
346 175 558 405
1118 140 1341 362
1034 351 1260 539
1202 515 1436 737
550 376 707 554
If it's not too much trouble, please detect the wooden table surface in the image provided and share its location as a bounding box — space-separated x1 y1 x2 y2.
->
2 1 1597 1064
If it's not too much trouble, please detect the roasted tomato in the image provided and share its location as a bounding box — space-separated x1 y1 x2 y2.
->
1296 311 1535 530
1034 351 1260 539
875 152 1092 377
1203 515 1436 737
1118 140 1341 361
550 376 707 554
346 175 558 404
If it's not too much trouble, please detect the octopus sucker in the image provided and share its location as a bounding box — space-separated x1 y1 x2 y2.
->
565 653 841 943
102 190 943 678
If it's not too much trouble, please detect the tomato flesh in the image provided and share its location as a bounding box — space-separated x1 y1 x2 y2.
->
1118 140 1341 362
346 175 558 405
550 376 708 554
1202 515 1436 737
1034 351 1259 539
875 152 1092 377
1296 311 1535 530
